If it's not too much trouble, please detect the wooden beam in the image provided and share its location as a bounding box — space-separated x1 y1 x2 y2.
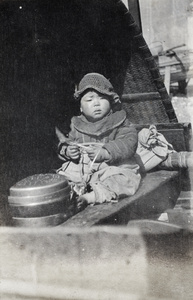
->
61 170 180 227
121 92 161 102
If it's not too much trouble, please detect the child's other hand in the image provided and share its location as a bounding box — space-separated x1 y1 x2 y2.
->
86 145 110 162
66 145 80 160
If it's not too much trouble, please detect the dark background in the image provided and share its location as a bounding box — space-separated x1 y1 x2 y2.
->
0 0 136 224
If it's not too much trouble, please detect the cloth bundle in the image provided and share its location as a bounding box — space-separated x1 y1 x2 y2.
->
135 125 175 172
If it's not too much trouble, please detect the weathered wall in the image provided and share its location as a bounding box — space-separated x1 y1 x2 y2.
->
0 226 148 299
139 0 193 51
1 225 193 300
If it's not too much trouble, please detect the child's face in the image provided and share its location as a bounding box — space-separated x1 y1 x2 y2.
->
80 90 111 122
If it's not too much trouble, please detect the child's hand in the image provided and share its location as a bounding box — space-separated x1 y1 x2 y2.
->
66 145 80 160
86 145 110 162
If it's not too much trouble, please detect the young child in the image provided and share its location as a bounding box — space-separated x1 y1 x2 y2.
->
56 73 141 207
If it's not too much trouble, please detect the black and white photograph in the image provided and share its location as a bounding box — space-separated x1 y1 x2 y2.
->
0 0 193 299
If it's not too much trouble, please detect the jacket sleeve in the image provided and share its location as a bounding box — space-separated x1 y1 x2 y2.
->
102 119 138 164
57 121 77 161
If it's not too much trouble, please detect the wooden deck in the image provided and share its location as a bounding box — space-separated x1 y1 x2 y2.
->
61 170 181 227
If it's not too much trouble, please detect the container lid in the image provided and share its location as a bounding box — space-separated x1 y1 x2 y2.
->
9 173 69 197
8 185 71 205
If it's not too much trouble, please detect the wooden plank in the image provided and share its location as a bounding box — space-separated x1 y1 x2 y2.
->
127 219 182 235
121 92 161 102
169 69 193 83
158 128 187 151
159 58 181 68
127 0 142 30
159 68 193 84
61 170 180 227
158 51 193 68
158 51 193 84
164 65 171 94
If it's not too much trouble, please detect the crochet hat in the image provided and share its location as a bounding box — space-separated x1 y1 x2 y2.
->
74 73 121 107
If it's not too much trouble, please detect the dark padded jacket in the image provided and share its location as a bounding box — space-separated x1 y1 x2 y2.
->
58 110 138 166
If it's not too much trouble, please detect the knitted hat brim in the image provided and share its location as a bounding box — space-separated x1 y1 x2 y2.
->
74 85 115 101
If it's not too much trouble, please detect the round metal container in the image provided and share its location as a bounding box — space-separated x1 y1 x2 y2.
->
8 185 71 205
12 213 68 227
9 194 70 218
9 173 69 197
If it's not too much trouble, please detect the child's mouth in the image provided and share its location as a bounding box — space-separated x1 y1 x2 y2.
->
94 110 101 114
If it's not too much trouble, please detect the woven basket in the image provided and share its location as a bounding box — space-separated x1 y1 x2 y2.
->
117 3 177 124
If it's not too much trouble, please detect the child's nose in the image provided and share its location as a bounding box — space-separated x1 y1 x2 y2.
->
93 97 100 105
